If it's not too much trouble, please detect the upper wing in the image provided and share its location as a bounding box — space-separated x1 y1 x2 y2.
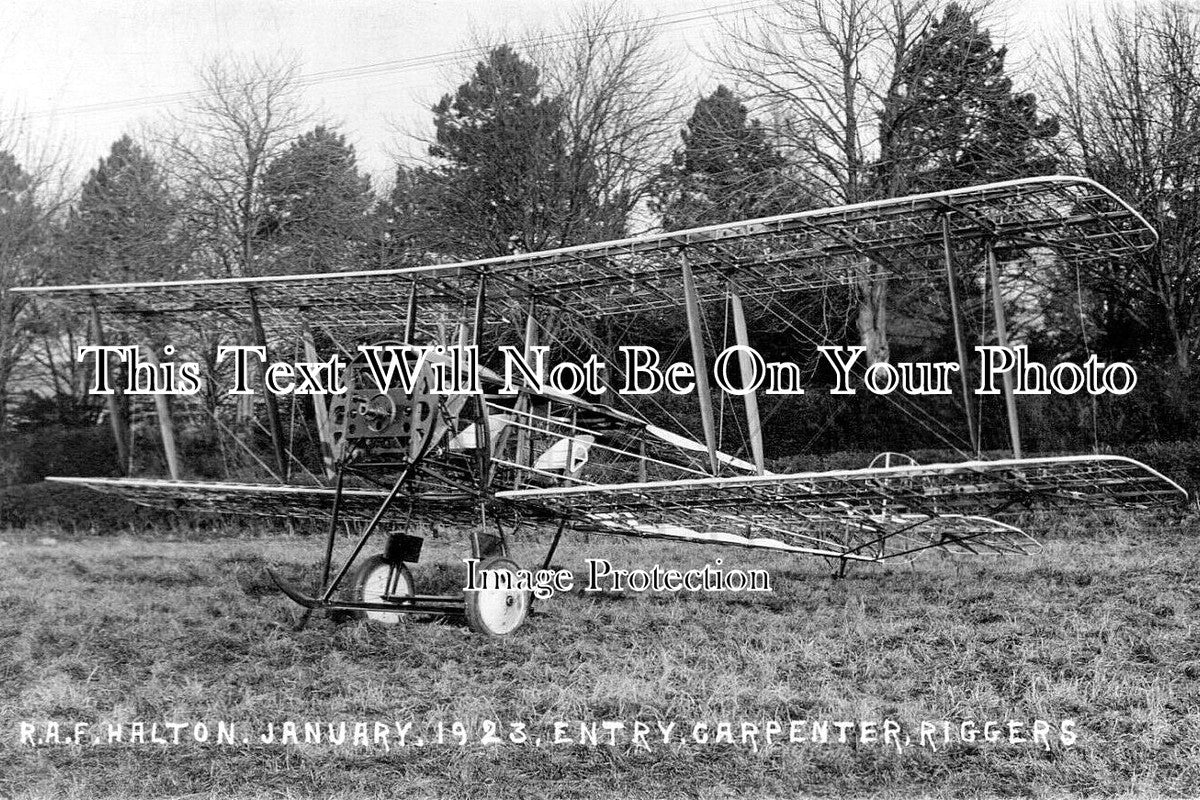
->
497 455 1187 561
12 176 1155 338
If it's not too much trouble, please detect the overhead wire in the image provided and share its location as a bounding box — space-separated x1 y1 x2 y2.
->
10 0 777 123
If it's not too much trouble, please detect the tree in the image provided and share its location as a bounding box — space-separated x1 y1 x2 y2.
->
648 85 834 424
715 0 937 363
873 3 1057 365
162 57 307 279
717 0 936 206
536 1 680 239
371 164 447 270
861 2 1060 370
653 85 792 229
1049 1 1200 375
63 135 179 284
717 0 1057 365
875 2 1058 197
258 125 375 274
23 136 183 424
425 44 572 258
0 150 49 432
403 7 678 259
157 57 308 431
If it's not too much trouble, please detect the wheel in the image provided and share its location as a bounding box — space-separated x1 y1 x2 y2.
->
867 451 918 469
464 556 530 637
350 554 414 626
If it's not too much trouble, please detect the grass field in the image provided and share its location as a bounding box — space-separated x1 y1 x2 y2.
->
2 512 1199 799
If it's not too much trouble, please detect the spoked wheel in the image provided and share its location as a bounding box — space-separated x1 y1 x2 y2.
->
350 554 415 626
464 556 530 637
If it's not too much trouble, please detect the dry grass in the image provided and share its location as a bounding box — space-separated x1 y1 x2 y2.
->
2 512 1199 799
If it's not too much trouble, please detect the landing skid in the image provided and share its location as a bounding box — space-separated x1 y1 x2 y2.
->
267 568 467 617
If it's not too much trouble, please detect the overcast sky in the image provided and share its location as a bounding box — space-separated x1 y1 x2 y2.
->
1 0 1118 189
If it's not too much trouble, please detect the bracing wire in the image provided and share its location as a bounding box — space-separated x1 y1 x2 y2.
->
756 296 975 458
1074 259 1101 453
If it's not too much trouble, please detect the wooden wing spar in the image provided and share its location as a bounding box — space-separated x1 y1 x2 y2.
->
13 175 1157 338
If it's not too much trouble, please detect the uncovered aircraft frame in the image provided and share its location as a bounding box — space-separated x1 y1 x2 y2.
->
15 175 1188 636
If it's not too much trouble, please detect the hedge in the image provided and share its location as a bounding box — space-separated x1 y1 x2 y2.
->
0 481 169 531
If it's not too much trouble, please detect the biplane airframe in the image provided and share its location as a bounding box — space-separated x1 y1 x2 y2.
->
14 175 1187 636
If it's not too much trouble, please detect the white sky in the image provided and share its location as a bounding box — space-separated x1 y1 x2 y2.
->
1 0 1116 191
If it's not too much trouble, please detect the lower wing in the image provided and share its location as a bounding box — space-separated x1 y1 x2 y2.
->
44 476 477 523
497 454 1187 562
47 454 1185 562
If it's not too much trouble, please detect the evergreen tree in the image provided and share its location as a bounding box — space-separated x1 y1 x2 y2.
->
866 4 1059 368
371 164 446 270
427 45 573 257
645 86 836 391
50 137 180 432
259 126 374 273
0 151 49 431
875 3 1058 196
654 86 792 230
64 135 180 283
